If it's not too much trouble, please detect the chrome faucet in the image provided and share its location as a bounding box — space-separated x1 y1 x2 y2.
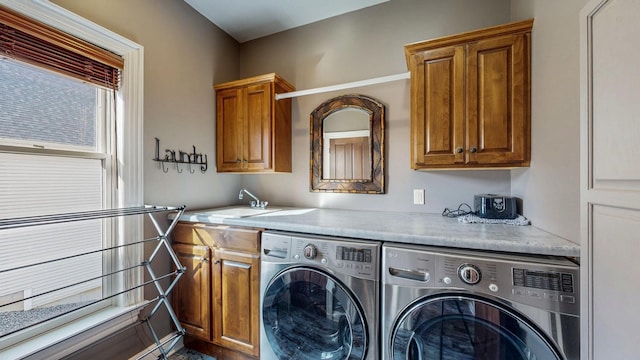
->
238 188 269 209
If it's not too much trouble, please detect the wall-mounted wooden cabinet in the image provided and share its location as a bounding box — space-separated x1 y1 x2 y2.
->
405 19 533 169
172 223 261 360
214 73 295 173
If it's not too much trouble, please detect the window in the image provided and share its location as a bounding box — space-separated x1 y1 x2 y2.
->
0 57 110 341
0 0 143 356
0 60 102 151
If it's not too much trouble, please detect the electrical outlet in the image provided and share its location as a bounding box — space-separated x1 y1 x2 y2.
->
413 189 425 205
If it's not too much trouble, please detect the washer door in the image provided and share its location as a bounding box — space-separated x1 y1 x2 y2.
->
262 267 368 360
390 294 563 360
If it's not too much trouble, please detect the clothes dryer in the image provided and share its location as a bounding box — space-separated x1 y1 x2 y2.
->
382 243 579 360
260 231 379 360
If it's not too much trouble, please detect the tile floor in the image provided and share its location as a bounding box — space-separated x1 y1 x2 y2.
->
167 347 216 360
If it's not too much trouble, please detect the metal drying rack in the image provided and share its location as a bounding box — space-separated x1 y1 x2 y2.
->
0 205 187 359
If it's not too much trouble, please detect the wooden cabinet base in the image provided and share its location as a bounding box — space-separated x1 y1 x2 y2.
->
173 223 261 359
184 335 258 360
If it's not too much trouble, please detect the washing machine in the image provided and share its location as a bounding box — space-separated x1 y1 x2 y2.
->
260 231 380 360
382 243 579 360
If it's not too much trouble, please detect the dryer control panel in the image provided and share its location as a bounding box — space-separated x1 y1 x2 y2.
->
383 244 579 316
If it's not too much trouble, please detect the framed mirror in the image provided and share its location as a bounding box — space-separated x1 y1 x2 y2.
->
310 94 385 193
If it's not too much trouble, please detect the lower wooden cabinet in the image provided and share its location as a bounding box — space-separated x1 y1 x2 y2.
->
172 223 261 359
212 248 260 356
173 243 211 342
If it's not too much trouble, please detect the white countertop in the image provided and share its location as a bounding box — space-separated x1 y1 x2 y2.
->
174 207 579 258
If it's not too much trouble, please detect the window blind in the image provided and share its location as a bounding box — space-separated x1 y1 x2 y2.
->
0 5 123 90
0 152 103 310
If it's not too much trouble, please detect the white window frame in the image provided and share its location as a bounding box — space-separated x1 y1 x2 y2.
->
0 0 144 358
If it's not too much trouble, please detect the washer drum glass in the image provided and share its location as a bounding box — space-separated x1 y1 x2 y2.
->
262 267 368 360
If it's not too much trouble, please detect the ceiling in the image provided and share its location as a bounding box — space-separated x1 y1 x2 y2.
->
184 0 389 43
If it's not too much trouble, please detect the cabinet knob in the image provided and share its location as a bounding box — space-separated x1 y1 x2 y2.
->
469 147 477 153
235 159 241 163
455 147 464 154
213 259 220 265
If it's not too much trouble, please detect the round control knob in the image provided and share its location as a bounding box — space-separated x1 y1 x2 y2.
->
443 277 452 285
303 244 318 259
457 264 482 285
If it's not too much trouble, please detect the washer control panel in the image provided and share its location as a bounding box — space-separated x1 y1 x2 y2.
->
262 231 379 281
337 245 373 263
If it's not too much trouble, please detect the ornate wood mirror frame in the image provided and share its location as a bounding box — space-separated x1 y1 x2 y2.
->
310 94 385 193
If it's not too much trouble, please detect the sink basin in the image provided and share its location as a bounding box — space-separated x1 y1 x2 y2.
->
194 207 282 218
174 206 316 223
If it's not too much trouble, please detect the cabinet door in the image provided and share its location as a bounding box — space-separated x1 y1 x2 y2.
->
172 243 211 341
244 82 273 171
212 248 260 357
410 45 465 168
466 33 529 165
216 83 273 172
216 87 244 172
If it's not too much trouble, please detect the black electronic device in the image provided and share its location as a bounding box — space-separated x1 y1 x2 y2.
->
474 194 519 219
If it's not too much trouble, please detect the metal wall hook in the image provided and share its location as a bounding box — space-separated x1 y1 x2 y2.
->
200 155 208 173
152 138 208 174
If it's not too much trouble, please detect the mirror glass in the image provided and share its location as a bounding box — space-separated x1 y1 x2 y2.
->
310 94 385 193
322 108 370 180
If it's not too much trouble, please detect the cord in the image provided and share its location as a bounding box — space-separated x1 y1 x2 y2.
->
441 203 474 218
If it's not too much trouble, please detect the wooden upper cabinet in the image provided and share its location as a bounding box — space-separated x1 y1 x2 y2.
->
410 45 465 166
406 19 533 169
214 73 295 173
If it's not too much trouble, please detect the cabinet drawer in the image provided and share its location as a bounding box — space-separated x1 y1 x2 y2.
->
173 222 261 252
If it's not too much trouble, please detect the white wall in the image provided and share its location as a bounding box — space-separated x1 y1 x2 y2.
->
53 0 243 211
49 0 587 236
47 1 242 358
237 0 588 244
35 0 588 357
237 0 514 214
511 0 589 243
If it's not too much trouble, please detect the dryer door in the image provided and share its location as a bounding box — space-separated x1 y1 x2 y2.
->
262 267 368 360
390 294 563 360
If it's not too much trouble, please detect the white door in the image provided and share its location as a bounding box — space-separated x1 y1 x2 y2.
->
580 1 640 359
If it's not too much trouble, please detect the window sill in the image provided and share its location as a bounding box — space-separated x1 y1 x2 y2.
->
1 302 149 360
